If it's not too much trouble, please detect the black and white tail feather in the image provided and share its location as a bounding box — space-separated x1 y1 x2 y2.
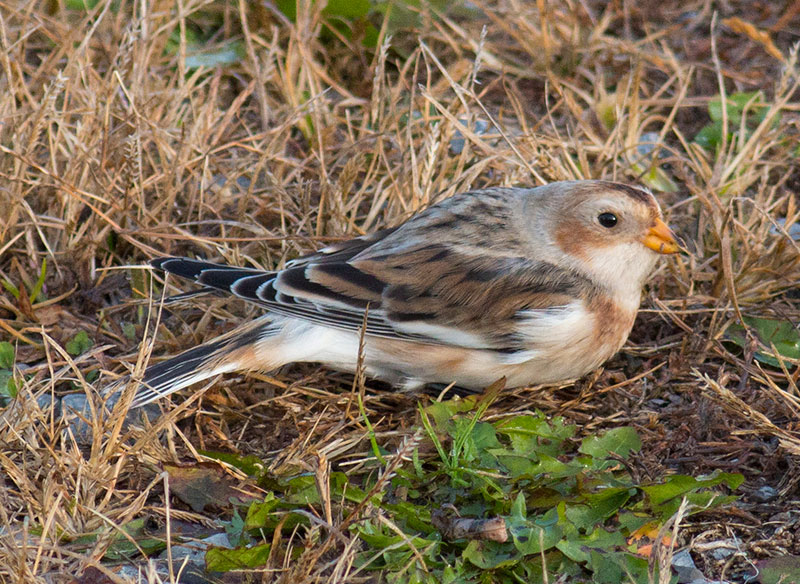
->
124 253 319 408
128 316 279 408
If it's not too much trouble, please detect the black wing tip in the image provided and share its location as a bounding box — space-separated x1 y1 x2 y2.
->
150 256 178 270
151 256 206 271
150 257 203 280
150 257 222 280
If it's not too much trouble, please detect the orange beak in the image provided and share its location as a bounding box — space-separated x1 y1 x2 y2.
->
642 218 680 254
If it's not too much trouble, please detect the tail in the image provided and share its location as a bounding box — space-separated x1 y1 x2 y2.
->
111 257 284 409
121 316 280 409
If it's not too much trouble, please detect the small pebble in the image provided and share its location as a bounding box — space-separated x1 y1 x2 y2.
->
750 485 779 503
61 393 161 445
672 549 706 583
450 118 490 154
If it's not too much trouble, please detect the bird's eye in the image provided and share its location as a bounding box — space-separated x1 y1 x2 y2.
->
597 212 618 228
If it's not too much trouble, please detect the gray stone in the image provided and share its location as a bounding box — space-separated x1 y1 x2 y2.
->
450 118 490 154
61 392 162 445
751 485 779 503
672 549 705 583
158 532 232 562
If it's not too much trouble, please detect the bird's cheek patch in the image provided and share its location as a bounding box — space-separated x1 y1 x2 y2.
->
553 222 601 260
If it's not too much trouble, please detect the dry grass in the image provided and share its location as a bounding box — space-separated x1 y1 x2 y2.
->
1 0 799 582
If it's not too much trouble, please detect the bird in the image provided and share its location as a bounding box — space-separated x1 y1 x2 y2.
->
124 180 679 409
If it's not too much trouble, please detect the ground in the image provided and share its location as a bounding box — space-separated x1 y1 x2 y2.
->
1 1 799 582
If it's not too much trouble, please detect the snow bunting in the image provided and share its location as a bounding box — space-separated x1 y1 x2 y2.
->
127 180 678 408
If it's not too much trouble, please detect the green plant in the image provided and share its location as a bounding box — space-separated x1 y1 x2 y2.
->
694 91 777 151
195 400 742 583
0 342 17 403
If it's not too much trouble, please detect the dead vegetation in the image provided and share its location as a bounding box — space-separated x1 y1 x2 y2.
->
0 0 799 582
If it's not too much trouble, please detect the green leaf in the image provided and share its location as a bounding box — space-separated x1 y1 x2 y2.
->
631 162 679 193
122 323 137 341
330 472 370 504
556 536 589 563
511 522 563 555
0 342 14 369
0 370 17 401
453 420 501 464
362 23 380 48
355 520 439 567
356 522 403 549
381 500 433 533
616 510 652 534
102 518 167 560
65 0 100 9
564 488 634 531
506 501 562 556
756 555 800 584
641 472 743 508
448 388 500 466
441 564 458 584
726 317 800 367
205 543 271 571
244 494 280 530
579 427 642 461
225 508 247 547
282 474 320 505
467 421 501 451
419 402 452 466
708 91 764 124
358 391 387 464
29 258 47 303
165 25 201 56
324 0 369 19
641 475 704 506
526 487 568 510
494 453 539 478
105 230 117 252
199 450 266 477
694 120 724 150
528 453 582 479
496 413 575 457
557 528 626 564
695 91 777 152
66 331 92 356
513 554 562 584
509 492 527 520
596 99 617 131
129 266 148 300
2 279 20 300
462 540 519 569
373 0 422 36
587 549 625 584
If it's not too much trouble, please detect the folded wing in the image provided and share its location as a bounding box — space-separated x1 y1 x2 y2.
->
152 191 597 354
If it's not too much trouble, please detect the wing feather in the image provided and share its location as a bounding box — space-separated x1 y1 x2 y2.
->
149 189 599 352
